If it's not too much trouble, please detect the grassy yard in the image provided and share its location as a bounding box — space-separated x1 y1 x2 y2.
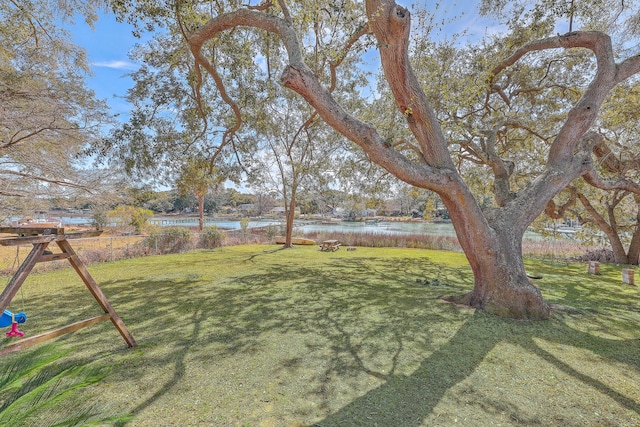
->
0 245 639 426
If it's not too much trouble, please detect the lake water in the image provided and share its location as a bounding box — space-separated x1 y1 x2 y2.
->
150 217 459 237
20 216 541 240
296 220 457 236
150 217 543 240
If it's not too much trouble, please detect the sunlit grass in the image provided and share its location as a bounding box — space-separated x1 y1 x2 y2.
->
0 245 638 426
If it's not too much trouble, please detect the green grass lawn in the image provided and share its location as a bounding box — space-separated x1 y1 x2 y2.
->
1 245 639 426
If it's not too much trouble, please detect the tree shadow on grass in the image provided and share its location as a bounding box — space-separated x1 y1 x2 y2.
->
106 254 640 426
313 310 640 426
112 306 208 427
13 251 638 426
80 255 470 423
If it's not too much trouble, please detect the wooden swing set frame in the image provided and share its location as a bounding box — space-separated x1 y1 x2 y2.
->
0 227 137 355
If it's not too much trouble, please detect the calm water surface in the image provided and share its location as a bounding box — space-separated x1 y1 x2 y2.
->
43 216 541 240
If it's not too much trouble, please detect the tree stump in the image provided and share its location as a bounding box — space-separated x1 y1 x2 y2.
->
587 261 600 275
622 269 635 285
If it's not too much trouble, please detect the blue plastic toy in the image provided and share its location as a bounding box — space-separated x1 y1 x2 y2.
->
1 309 27 337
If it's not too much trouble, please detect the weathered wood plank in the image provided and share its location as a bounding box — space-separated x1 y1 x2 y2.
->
0 227 64 235
0 235 58 246
0 230 102 246
0 314 111 355
37 253 71 263
0 242 49 313
56 239 137 348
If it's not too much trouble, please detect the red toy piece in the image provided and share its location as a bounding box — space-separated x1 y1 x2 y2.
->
6 322 24 338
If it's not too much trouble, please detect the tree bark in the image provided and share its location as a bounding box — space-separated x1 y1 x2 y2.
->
440 190 550 319
197 193 205 232
627 200 640 265
578 192 630 264
284 195 296 248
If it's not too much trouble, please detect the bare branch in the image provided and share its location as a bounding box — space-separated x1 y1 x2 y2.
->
0 190 26 197
577 191 616 235
329 24 371 92
277 0 293 23
0 170 93 193
188 4 452 191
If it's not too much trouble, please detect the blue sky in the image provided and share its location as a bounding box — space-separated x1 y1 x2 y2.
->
68 3 501 124
70 13 142 121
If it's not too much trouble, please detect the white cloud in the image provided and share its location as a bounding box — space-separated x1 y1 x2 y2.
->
91 60 138 70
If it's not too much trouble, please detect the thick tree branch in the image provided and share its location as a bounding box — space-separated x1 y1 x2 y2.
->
589 131 640 173
481 126 514 207
365 0 453 169
545 187 577 219
468 121 549 207
616 54 640 83
579 132 640 195
582 169 640 194
577 192 617 238
491 32 617 169
188 4 454 191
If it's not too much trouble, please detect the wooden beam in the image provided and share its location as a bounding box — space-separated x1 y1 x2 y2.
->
0 235 58 246
0 230 103 247
0 234 136 354
0 314 111 356
56 239 137 348
0 242 49 313
37 253 71 263
0 227 64 236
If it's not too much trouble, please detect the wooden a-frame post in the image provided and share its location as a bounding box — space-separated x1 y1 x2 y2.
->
0 227 136 355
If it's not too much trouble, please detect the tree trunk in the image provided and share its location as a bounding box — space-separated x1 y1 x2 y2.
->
625 199 640 265
441 197 551 319
578 193 631 264
197 194 205 232
627 227 640 265
609 233 630 264
284 194 296 248
606 205 630 264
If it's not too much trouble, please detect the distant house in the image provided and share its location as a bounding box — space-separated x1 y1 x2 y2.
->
333 207 346 217
222 206 237 214
270 207 286 216
238 204 256 214
269 206 300 217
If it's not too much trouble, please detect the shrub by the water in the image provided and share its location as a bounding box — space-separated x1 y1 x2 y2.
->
140 227 194 254
198 225 226 249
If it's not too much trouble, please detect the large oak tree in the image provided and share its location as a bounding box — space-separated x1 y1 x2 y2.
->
111 0 640 318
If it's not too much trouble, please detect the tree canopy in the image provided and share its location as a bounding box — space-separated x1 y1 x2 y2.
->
0 0 111 209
